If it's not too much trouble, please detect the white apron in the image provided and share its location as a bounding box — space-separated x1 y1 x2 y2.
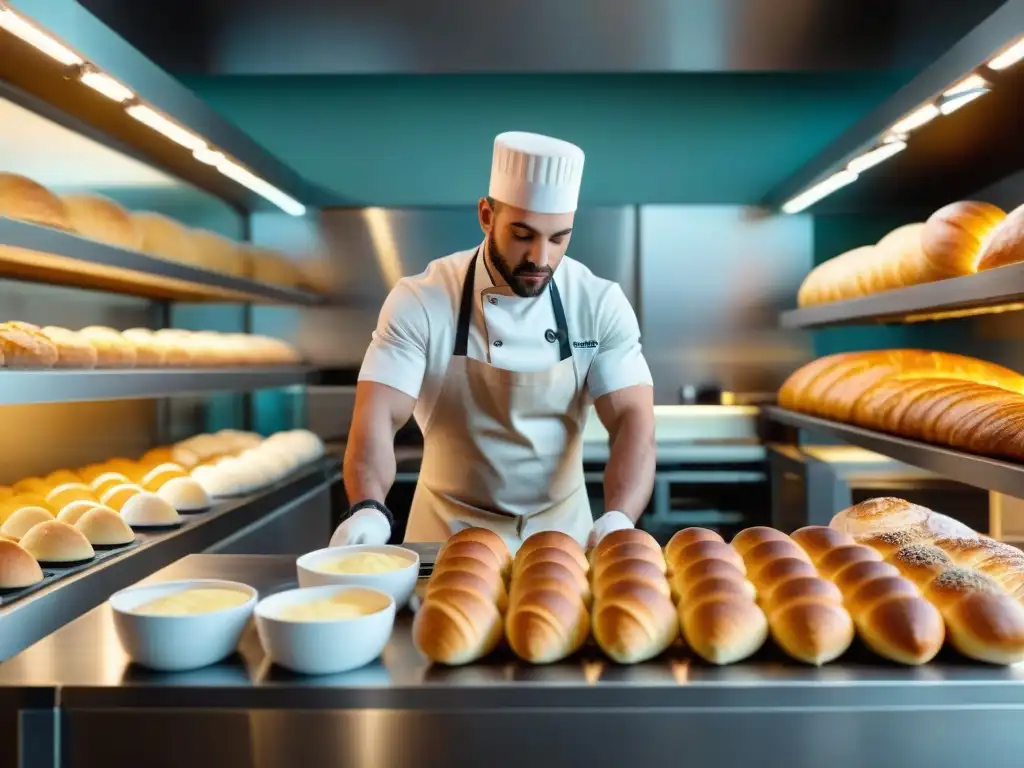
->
405 250 593 554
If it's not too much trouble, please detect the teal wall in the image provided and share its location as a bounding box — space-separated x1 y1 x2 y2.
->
183 73 912 207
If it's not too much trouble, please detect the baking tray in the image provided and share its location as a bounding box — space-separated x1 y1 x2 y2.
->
0 539 140 606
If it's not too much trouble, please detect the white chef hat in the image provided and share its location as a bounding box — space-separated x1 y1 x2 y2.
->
488 131 585 214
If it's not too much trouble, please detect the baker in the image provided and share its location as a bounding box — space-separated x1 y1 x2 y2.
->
332 131 655 552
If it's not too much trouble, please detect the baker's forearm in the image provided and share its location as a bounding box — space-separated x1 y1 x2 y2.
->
602 415 656 522
343 438 396 504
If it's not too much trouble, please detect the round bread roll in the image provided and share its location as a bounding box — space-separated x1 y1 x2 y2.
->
412 587 503 665
425 569 508 614
431 556 509 610
816 544 883 580
100 483 144 512
0 487 13 501
505 586 590 664
941 591 1024 665
768 600 854 665
60 194 141 250
665 527 724 571
731 526 791 556
978 202 1024 272
57 500 105 526
156 477 212 512
0 539 44 589
90 472 132 496
75 506 135 546
790 526 856 564
855 594 945 665
514 531 587 575
442 528 511 578
437 540 503 573
120 492 180 528
0 495 51 523
682 575 757 607
45 469 81 486
78 327 137 368
591 543 667 579
37 327 99 369
45 483 96 510
845 575 920 615
591 558 669 602
889 545 955 587
133 212 200 265
1 506 54 539
0 322 59 368
123 329 192 367
139 463 188 487
762 576 843 613
681 595 768 665
591 528 660 564
751 557 818 593
674 540 746 574
12 477 49 495
20 520 94 563
669 558 750 604
831 559 901 595
0 173 70 229
513 559 591 607
592 581 679 664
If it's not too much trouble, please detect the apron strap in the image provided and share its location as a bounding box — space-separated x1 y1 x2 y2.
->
453 248 572 362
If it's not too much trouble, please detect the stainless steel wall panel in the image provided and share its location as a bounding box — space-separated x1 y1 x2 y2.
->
638 206 813 404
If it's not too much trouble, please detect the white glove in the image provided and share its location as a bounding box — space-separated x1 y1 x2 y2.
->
330 508 391 546
587 510 634 549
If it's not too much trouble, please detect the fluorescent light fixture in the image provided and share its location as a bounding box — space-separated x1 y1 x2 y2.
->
0 8 83 66
944 74 989 97
126 104 206 151
216 158 307 217
782 169 858 214
939 90 987 115
193 147 225 165
80 69 134 103
847 140 907 174
890 103 940 135
988 37 1024 70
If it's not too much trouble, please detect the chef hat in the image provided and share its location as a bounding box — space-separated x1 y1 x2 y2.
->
488 132 585 214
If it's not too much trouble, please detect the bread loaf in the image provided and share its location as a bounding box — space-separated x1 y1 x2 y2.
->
0 173 70 230
790 526 856 564
506 583 590 664
436 540 503 573
0 322 59 368
134 213 200 266
733 529 854 665
413 587 503 666
511 559 590 608
591 543 667 580
189 229 239 274
796 201 1006 307
591 528 661 564
925 568 1024 664
777 349 1024 461
79 326 138 368
0 539 44 588
680 595 768 665
61 194 141 250
978 203 1024 272
592 581 678 664
670 557 753 605
592 558 669 602
38 327 99 368
431 557 509 612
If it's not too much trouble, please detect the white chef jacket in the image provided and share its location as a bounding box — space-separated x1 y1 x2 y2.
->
359 245 653 428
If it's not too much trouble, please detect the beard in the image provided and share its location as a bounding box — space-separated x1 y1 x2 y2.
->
488 231 553 298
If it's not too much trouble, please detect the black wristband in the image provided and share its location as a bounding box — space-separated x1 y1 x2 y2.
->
348 499 394 527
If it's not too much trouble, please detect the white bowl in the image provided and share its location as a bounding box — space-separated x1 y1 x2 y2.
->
296 544 420 609
255 585 395 675
110 579 256 671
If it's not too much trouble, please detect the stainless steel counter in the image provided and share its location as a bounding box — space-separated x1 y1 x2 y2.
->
0 458 340 664
3 554 1024 768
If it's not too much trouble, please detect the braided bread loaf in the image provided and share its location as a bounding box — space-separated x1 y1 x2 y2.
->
778 349 1024 460
412 528 509 665
666 528 767 665
831 498 1024 664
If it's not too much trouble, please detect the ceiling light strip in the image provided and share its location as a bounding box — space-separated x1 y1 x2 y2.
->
0 3 306 216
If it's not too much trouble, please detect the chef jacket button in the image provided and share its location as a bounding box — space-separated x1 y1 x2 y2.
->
493 340 503 348
488 296 498 305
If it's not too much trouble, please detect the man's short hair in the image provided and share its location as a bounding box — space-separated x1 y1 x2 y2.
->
485 196 503 213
